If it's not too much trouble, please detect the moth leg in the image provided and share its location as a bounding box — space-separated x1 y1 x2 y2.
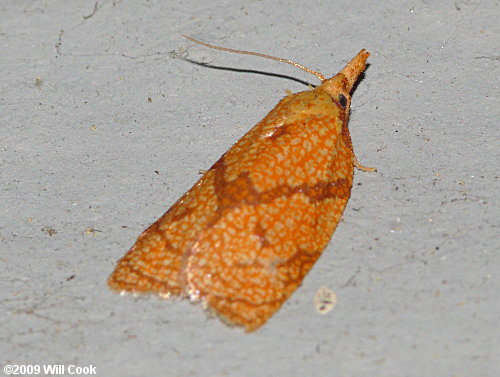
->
354 156 377 172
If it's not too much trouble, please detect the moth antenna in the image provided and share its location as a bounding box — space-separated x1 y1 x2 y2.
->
183 35 326 82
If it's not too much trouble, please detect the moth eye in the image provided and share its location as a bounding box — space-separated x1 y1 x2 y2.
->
338 94 347 108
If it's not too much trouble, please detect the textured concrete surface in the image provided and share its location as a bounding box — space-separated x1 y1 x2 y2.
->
1 1 498 376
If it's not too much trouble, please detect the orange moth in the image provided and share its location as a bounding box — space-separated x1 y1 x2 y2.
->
108 36 375 332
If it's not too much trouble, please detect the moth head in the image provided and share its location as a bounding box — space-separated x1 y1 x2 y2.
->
320 73 352 111
319 49 370 112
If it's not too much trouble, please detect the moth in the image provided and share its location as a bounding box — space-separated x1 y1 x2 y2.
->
108 36 375 332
